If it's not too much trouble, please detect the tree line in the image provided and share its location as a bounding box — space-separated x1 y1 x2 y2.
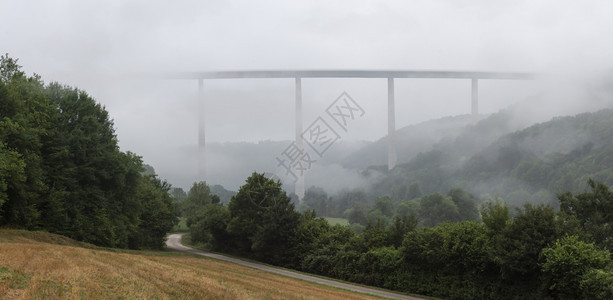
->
187 173 613 299
0 55 177 249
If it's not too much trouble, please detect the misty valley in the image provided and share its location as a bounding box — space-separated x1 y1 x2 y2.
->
4 54 613 299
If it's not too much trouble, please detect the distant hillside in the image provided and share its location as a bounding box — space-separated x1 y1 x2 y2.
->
342 114 485 168
371 108 613 207
342 99 548 170
463 109 613 198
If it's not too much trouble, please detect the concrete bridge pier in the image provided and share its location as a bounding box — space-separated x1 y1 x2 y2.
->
198 79 206 182
388 78 397 171
295 77 305 200
472 78 479 116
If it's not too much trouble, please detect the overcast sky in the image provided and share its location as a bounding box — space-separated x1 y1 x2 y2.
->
3 0 613 189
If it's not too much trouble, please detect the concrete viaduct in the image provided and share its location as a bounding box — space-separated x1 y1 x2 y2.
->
165 70 535 199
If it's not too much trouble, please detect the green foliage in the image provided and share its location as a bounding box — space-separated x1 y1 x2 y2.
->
407 182 423 199
541 235 611 299
372 108 613 210
419 192 460 226
300 186 329 216
559 179 613 250
0 55 178 249
0 141 26 215
323 217 349 226
183 181 213 219
344 202 367 225
481 199 510 233
226 172 300 264
399 221 494 298
189 203 230 250
300 224 355 277
395 199 420 218
387 214 418 247
495 203 560 285
448 188 480 222
170 187 187 204
328 189 366 217
209 184 235 205
134 175 178 249
580 269 613 299
354 246 400 288
373 196 394 217
0 53 25 83
286 211 332 269
182 172 613 300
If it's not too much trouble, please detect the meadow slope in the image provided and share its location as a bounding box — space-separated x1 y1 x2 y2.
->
0 229 384 299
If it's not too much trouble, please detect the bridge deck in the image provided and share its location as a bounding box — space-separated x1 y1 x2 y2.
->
164 70 535 80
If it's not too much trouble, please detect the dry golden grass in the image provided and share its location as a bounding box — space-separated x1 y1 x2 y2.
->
0 229 383 299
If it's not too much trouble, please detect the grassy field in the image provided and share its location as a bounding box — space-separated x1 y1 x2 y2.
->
324 217 350 226
0 229 383 299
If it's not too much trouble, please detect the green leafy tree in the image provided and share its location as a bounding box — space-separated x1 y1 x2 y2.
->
170 187 187 204
367 195 393 225
419 193 460 226
135 175 178 249
0 53 24 83
387 214 418 247
481 198 510 233
209 184 235 204
580 269 613 299
189 203 230 250
448 188 480 222
302 186 328 216
373 196 394 217
541 235 612 299
395 199 420 218
141 164 156 175
0 55 178 249
287 210 331 269
300 224 355 277
330 189 366 217
183 181 213 220
399 221 493 298
344 202 367 225
558 179 613 250
407 182 423 200
495 203 560 288
226 172 300 264
0 142 25 218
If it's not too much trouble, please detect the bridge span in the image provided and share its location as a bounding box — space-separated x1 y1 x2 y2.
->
163 70 535 199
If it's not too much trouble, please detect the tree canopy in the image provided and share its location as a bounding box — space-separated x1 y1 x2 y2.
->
0 54 177 249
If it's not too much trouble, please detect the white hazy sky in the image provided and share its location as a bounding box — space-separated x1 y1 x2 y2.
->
3 0 613 188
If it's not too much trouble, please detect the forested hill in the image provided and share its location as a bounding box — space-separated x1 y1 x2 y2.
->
342 114 485 168
343 98 552 170
373 108 613 207
0 55 177 249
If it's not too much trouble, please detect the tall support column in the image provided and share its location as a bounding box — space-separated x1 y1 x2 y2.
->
471 78 479 116
198 78 206 182
295 77 305 200
388 78 397 171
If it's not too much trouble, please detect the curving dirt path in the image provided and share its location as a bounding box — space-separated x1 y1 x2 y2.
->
166 234 422 300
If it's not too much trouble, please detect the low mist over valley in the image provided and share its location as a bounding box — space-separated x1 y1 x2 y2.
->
163 71 613 211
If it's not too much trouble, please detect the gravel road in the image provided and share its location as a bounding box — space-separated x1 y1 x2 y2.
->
166 233 423 300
